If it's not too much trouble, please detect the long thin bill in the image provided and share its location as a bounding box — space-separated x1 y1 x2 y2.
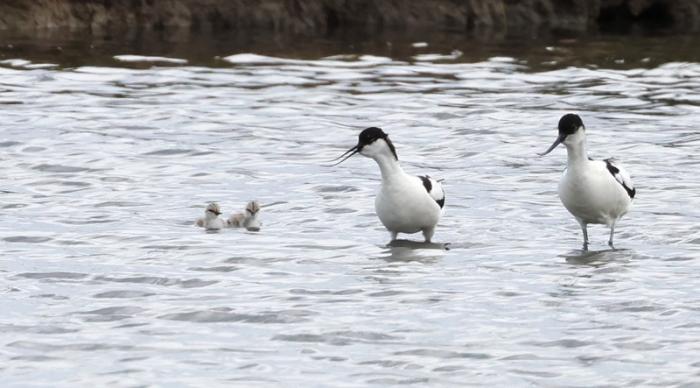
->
329 145 359 166
539 134 565 156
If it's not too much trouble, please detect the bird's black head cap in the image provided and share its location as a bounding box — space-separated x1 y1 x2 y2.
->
558 113 584 136
358 127 398 160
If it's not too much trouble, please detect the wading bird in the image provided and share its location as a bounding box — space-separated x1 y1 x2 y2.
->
540 114 635 250
334 127 445 243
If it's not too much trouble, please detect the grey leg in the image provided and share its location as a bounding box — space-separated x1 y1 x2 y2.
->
578 220 589 251
608 222 616 250
390 231 398 242
422 227 435 243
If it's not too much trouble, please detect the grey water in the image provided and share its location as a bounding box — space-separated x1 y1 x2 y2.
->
1 32 700 386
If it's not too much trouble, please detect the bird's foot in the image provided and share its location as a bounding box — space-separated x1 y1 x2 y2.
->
608 240 616 250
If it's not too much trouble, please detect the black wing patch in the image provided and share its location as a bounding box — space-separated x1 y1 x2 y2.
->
605 159 636 199
419 175 432 192
419 175 445 208
436 197 445 208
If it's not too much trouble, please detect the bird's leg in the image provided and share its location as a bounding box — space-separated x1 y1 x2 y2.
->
422 227 435 244
579 221 589 251
608 222 616 250
390 231 398 242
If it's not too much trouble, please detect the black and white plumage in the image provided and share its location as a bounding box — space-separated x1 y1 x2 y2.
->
419 175 446 208
334 127 445 243
604 158 636 199
541 113 636 250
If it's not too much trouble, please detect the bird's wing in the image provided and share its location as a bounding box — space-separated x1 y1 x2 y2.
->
228 213 245 227
419 175 445 208
604 158 636 199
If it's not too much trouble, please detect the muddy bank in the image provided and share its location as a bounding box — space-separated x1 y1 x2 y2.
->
1 0 699 36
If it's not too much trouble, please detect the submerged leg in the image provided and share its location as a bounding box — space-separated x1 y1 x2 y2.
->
422 227 435 243
608 222 616 250
578 220 589 251
390 231 398 242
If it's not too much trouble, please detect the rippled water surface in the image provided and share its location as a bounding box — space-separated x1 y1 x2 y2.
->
2 33 700 386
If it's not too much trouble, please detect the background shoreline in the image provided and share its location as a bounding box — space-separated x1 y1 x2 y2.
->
2 0 700 37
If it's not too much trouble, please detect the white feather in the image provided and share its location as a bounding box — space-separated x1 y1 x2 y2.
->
349 131 444 242
605 158 635 196
422 176 445 207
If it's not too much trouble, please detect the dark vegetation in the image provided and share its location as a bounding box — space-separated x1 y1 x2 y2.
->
1 0 699 37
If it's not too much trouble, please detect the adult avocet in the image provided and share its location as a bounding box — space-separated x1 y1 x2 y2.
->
334 127 445 243
228 200 262 232
540 113 636 250
196 202 227 230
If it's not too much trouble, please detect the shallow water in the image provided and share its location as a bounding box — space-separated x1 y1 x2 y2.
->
1 32 700 386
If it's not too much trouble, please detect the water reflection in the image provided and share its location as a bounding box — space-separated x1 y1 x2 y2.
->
563 248 629 266
380 241 448 263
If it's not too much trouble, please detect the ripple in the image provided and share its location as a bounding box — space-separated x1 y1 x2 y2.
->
93 290 156 298
58 218 115 225
413 50 463 62
114 55 187 64
0 141 21 147
16 272 87 280
32 164 95 173
94 276 218 288
10 355 61 362
315 185 359 193
3 236 52 243
188 266 239 272
288 288 363 295
80 306 146 315
160 309 314 323
223 54 303 65
324 208 356 214
366 377 429 385
603 300 663 313
510 369 560 378
76 306 146 322
7 341 136 352
523 339 596 348
142 149 193 156
393 348 491 359
273 331 401 345
0 324 78 334
94 201 147 207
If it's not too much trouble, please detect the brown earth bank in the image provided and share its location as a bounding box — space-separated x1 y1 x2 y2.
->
1 0 700 37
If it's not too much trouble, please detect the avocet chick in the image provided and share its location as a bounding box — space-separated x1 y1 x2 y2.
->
228 200 262 232
196 202 227 230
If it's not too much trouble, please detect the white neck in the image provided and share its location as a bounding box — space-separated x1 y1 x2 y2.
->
372 153 405 181
565 138 589 167
205 212 218 220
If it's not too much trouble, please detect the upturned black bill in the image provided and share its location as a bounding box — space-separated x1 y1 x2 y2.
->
330 145 359 166
539 134 566 156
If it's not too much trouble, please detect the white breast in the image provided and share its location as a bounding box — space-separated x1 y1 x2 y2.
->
558 160 632 226
375 173 442 233
202 217 227 230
